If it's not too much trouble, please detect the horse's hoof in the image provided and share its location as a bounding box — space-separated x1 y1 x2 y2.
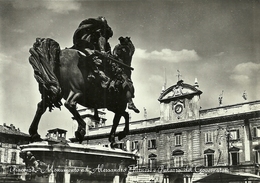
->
108 134 115 143
75 129 86 144
118 131 126 141
75 131 82 143
110 142 117 149
30 134 42 142
93 115 101 122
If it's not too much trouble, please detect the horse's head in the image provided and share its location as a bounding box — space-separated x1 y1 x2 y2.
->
116 36 135 58
118 36 131 45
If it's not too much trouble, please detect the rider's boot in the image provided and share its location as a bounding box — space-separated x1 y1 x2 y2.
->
128 101 140 113
126 90 140 113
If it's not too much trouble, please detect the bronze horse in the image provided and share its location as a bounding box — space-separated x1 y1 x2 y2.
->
28 37 135 147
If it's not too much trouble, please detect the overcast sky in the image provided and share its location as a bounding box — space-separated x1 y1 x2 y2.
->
0 0 259 138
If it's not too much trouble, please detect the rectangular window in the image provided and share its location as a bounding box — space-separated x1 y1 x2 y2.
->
175 134 182 146
256 151 260 164
173 156 183 167
230 152 239 165
205 132 213 143
11 152 16 164
131 141 139 150
230 130 240 140
204 154 214 167
0 150 1 163
253 127 260 138
148 139 156 149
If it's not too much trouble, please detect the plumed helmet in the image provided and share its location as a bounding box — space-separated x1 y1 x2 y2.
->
98 16 107 23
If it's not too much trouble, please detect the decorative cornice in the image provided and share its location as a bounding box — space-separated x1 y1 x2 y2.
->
72 110 260 142
158 81 202 102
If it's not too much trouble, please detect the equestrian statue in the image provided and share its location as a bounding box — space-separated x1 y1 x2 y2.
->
28 16 140 148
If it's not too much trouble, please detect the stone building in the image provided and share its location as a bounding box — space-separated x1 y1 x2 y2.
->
0 123 30 181
74 79 260 183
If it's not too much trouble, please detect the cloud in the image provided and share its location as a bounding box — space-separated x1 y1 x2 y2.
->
230 62 260 84
134 48 200 63
233 62 260 74
229 74 250 85
11 0 81 14
44 1 81 14
214 52 225 57
13 29 25 33
148 75 164 84
0 52 12 65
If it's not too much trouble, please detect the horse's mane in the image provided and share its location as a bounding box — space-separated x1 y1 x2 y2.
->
29 38 62 111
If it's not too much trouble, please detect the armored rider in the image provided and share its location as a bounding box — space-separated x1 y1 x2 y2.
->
72 17 139 113
112 37 139 113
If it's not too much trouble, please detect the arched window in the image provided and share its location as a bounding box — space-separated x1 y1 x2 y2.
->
229 146 240 165
204 149 215 167
172 149 184 167
148 153 157 169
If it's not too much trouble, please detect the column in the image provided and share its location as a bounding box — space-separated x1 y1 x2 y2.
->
244 125 250 161
126 140 131 152
188 177 191 183
183 177 187 183
49 172 55 183
163 177 166 183
113 175 120 183
64 172 70 183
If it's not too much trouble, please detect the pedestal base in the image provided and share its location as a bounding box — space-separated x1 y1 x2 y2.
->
20 141 137 183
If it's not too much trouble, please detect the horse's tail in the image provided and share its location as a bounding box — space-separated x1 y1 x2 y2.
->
29 38 62 111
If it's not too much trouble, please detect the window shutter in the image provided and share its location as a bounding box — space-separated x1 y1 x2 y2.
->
253 127 257 137
237 152 240 164
237 130 240 139
256 151 259 163
204 154 207 166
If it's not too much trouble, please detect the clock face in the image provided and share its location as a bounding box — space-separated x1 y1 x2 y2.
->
175 104 183 114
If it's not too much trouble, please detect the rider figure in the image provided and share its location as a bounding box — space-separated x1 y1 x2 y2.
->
113 36 134 78
112 37 139 113
72 16 112 85
72 17 139 113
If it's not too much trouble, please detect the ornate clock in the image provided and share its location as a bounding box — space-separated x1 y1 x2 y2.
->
174 104 183 114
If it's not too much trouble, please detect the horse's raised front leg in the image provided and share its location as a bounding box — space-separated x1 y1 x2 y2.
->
29 100 48 142
109 113 122 148
118 111 129 141
64 91 86 143
93 108 101 121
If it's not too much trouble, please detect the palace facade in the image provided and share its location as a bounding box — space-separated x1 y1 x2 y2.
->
0 123 30 181
75 79 260 183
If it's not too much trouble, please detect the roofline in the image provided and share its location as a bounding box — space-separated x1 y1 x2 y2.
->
70 110 260 142
200 99 260 112
48 128 67 133
158 82 202 102
0 132 30 138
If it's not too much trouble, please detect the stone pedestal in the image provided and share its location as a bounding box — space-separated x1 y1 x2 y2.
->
20 142 137 183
